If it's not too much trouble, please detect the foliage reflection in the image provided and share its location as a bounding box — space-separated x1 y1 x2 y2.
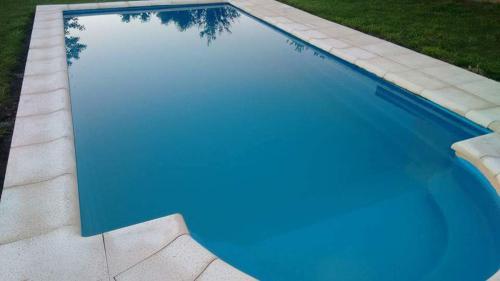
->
65 5 241 65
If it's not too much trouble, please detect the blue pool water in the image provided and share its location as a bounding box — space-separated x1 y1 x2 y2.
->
64 4 500 280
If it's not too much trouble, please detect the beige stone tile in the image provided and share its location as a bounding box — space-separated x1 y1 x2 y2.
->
97 1 130 8
239 0 263 5
452 133 500 193
481 156 500 176
283 6 316 19
128 1 156 7
262 16 293 25
260 0 290 6
343 47 378 60
30 27 64 39
387 52 441 69
34 12 62 23
302 16 337 29
11 110 73 147
488 120 500 132
385 70 448 94
362 41 411 56
17 89 69 117
247 6 279 17
419 64 483 85
29 35 65 49
36 4 68 13
230 0 257 8
115 235 215 281
33 20 64 30
104 214 189 276
452 133 500 159
456 79 500 105
466 107 500 128
148 0 174 4
257 0 283 4
310 38 350 52
342 33 382 46
317 24 358 38
27 45 66 61
444 72 485 86
20 71 68 95
330 47 377 63
0 226 107 281
238 2 259 9
0 175 79 244
32 18 64 30
287 11 323 23
355 56 410 77
24 56 67 76
3 138 76 188
197 259 256 281
260 1 298 15
280 4 311 15
292 29 328 41
275 22 312 32
328 48 355 63
66 3 100 10
420 87 493 116
493 176 500 194
237 6 257 15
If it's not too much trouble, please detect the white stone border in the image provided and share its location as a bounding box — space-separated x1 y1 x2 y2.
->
1 0 499 280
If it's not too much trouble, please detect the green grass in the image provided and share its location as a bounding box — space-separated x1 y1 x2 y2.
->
278 0 500 80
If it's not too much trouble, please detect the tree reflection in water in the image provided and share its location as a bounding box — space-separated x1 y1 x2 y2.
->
65 6 241 64
156 6 240 45
65 6 240 64
64 17 87 66
119 6 241 45
120 12 152 23
286 39 325 59
65 5 324 65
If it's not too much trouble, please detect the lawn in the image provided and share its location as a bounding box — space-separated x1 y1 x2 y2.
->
278 0 500 80
0 0 499 187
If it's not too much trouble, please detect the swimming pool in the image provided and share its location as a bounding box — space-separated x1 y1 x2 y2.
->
64 3 500 280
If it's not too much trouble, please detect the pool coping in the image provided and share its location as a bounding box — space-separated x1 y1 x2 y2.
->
1 0 499 280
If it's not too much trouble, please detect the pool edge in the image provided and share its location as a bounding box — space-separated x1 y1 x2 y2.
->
0 0 499 280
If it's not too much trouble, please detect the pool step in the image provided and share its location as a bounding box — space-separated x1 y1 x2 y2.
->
452 132 500 194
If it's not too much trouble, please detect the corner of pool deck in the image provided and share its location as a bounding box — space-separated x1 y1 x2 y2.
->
0 0 499 280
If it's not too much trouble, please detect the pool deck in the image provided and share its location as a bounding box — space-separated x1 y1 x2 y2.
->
0 0 499 280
